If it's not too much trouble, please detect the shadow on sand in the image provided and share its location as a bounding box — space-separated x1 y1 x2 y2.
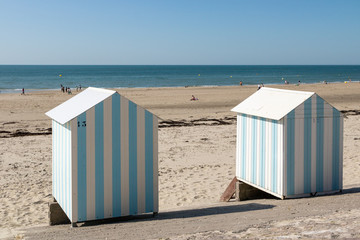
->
157 202 275 220
80 203 275 227
342 185 360 195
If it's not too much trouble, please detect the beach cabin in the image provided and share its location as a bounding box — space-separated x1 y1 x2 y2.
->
45 87 158 224
231 87 343 199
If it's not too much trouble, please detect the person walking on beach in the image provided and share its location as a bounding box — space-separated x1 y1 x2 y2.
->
21 88 25 95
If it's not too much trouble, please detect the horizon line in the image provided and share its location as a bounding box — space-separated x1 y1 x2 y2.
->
1 64 360 66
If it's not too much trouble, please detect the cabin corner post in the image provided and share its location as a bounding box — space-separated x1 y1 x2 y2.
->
70 118 78 223
153 116 159 213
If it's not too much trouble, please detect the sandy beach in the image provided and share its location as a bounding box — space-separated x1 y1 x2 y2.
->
0 82 360 239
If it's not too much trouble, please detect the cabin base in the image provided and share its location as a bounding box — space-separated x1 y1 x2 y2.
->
284 189 342 199
236 178 342 200
71 211 158 227
48 199 71 226
220 177 272 202
235 181 271 201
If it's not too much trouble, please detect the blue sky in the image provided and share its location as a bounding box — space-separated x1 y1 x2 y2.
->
0 0 359 65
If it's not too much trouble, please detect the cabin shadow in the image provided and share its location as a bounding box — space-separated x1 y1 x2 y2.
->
299 185 360 199
341 186 360 195
157 203 275 220
80 203 275 227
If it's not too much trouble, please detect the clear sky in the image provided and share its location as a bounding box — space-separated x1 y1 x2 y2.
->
0 0 359 65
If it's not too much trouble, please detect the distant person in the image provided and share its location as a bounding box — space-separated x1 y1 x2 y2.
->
21 88 25 95
79 84 82 90
261 83 264 87
239 81 243 86
190 95 198 101
257 84 261 90
67 88 72 94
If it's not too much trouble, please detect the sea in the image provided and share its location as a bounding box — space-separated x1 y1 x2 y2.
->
0 65 359 93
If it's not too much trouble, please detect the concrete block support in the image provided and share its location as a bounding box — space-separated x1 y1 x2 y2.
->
49 202 70 226
235 181 269 201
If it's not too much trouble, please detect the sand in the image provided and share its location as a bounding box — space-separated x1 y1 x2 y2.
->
0 82 360 239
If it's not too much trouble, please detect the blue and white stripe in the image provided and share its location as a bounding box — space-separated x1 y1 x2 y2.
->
284 95 343 197
236 94 343 198
236 114 283 197
52 120 72 218
52 92 158 223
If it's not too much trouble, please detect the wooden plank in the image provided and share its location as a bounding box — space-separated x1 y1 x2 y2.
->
220 176 238 202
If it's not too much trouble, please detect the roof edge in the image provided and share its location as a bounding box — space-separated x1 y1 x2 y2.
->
231 87 316 120
260 87 315 96
87 87 117 94
45 87 117 124
45 87 161 124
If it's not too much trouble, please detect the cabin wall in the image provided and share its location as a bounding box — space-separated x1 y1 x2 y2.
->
236 114 284 197
283 95 343 197
52 120 72 220
70 94 158 223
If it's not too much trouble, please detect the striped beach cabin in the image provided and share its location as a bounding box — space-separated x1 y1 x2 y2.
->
45 87 158 224
231 87 343 199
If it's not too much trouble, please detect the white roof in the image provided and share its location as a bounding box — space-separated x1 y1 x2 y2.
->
231 87 314 120
46 87 116 124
